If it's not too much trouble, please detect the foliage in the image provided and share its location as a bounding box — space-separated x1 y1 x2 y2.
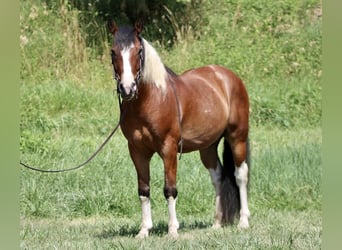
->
20 0 321 128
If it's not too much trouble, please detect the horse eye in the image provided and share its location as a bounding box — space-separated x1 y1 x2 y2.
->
137 48 142 57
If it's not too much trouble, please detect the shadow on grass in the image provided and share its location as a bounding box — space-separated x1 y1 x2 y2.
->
96 219 212 238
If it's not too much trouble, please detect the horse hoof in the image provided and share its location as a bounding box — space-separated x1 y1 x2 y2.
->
168 228 179 239
237 219 249 229
135 229 149 239
212 223 222 229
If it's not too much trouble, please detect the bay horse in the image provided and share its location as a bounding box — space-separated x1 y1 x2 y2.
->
108 19 250 238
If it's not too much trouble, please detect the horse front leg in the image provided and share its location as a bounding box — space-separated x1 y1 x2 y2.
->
161 139 179 238
128 143 153 238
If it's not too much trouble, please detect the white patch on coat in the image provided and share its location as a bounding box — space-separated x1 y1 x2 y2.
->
235 161 250 228
120 44 135 94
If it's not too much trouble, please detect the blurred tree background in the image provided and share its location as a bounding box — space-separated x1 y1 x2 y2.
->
43 0 205 50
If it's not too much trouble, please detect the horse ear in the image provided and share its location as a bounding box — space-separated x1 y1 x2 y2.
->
107 18 118 35
134 19 144 34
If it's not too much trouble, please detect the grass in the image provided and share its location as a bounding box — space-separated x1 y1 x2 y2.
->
20 81 322 217
21 210 321 249
20 0 322 248
20 90 322 247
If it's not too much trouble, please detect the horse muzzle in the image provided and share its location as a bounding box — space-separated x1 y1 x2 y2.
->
118 81 138 100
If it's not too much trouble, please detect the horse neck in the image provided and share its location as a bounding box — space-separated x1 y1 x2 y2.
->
141 79 169 100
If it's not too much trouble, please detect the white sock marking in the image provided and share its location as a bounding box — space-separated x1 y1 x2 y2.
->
209 162 223 228
235 161 250 228
167 197 179 237
136 196 152 238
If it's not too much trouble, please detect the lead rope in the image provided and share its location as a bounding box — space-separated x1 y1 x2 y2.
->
20 95 123 173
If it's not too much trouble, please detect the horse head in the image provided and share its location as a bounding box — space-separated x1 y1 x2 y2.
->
108 19 144 100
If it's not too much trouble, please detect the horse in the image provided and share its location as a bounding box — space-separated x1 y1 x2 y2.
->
107 19 250 238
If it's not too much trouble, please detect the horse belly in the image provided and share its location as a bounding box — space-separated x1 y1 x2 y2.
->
181 107 228 152
179 68 230 151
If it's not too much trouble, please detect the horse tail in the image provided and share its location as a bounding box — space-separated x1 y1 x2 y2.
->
220 138 250 224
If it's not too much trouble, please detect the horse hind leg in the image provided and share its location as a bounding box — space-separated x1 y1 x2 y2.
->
228 138 250 229
199 143 223 228
201 138 250 229
235 161 250 229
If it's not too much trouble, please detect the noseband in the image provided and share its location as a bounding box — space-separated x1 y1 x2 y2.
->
113 35 145 98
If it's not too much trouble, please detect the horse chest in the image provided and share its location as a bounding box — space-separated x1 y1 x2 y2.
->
132 127 152 143
121 121 158 150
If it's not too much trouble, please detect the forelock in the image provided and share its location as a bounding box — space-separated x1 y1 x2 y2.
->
114 26 136 49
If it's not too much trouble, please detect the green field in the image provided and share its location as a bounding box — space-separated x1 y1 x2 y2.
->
20 0 322 249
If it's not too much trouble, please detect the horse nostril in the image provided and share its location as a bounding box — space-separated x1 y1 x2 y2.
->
118 82 125 94
118 82 137 99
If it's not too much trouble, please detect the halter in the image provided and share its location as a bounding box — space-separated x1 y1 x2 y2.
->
113 35 145 95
